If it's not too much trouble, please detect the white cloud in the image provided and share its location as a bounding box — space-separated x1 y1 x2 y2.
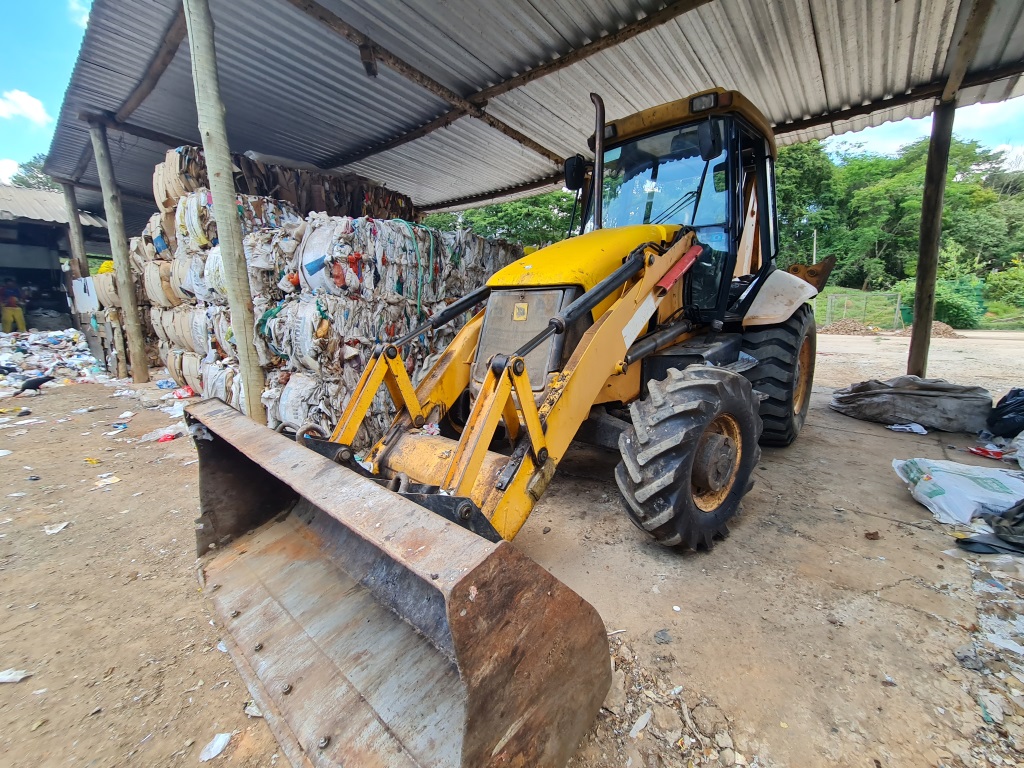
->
0 90 52 127
0 160 19 184
69 0 90 28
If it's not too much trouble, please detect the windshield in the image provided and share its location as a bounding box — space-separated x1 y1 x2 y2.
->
586 118 728 231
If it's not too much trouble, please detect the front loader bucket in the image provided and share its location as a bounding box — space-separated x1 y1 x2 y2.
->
184 400 610 768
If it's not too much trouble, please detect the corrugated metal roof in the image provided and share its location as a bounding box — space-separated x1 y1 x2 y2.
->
0 185 107 228
45 0 1024 223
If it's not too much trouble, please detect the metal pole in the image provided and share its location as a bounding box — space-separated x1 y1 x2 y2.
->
182 0 265 423
908 100 956 378
88 122 150 384
61 183 91 280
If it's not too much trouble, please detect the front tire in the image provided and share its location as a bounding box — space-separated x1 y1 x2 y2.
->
615 366 762 550
741 304 816 446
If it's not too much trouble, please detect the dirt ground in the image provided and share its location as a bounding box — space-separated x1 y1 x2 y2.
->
1 331 1022 767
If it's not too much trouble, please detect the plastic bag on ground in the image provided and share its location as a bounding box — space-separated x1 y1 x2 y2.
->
893 458 1024 525
989 389 1024 438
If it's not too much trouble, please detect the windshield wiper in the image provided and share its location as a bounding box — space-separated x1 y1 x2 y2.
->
650 188 699 225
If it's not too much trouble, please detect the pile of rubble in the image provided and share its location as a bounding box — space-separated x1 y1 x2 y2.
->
896 321 965 339
570 637 775 768
940 556 1024 767
819 319 879 335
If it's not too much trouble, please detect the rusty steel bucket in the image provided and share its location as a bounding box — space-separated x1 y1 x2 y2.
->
185 400 610 768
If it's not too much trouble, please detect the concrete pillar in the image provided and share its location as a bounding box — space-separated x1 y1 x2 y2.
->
183 0 265 422
907 99 956 379
88 122 150 383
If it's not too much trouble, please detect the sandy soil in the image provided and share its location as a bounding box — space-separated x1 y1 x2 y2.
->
1 331 1022 767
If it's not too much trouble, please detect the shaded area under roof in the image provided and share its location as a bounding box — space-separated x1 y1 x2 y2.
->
44 0 1024 226
0 185 107 229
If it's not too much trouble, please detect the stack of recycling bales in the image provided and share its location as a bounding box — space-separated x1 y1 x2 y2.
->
252 216 522 443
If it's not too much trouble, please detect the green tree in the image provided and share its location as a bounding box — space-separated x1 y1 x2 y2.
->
775 140 836 268
421 191 577 246
10 153 59 191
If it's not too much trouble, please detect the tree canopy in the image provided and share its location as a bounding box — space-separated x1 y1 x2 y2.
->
775 137 1024 289
421 191 577 247
9 153 60 191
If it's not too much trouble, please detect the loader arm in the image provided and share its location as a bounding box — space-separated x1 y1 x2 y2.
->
328 229 699 541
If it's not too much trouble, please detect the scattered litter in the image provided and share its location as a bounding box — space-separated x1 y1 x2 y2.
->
117 411 135 420
30 719 46 731
672 605 681 612
882 675 897 687
155 378 177 389
174 386 196 399
26 475 39 481
629 709 652 739
243 700 263 718
864 531 881 540
139 426 182 443
893 458 1024 525
92 476 121 489
0 450 11 458
84 457 100 465
654 629 672 644
182 459 198 467
8 492 25 497
43 522 70 535
157 432 182 443
199 733 232 762
216 641 228 653
969 446 1006 460
887 422 928 435
0 669 31 683
32 688 46 695
9 429 27 436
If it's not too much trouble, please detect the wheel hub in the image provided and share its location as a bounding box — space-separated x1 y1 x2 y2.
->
693 432 737 492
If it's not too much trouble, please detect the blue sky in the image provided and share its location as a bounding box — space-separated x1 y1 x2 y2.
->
0 1 1022 182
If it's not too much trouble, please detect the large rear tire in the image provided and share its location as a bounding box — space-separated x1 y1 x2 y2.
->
741 304 816 447
615 366 762 550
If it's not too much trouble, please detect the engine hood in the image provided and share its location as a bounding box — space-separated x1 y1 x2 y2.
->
488 225 679 294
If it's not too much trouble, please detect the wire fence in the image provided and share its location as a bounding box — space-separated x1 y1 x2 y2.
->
817 292 904 330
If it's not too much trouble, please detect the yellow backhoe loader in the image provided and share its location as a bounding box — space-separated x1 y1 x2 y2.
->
187 87 832 767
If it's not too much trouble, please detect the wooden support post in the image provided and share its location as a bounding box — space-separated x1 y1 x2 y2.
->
183 0 265 423
61 183 91 280
907 99 956 378
88 122 150 384
108 309 129 379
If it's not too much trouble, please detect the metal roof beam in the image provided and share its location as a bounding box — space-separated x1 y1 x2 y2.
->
323 0 713 169
285 0 563 167
774 59 1024 137
80 112 196 150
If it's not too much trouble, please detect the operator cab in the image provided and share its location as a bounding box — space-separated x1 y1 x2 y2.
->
567 88 779 326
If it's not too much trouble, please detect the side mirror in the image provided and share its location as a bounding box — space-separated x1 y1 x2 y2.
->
698 121 723 162
563 154 587 191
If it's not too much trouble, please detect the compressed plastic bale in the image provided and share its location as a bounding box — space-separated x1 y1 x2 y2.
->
94 272 120 309
191 308 212 356
166 348 186 387
150 307 169 343
184 254 211 303
182 352 204 395
202 361 234 402
144 261 181 307
203 246 228 303
209 307 236 358
170 258 191 301
277 372 321 428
